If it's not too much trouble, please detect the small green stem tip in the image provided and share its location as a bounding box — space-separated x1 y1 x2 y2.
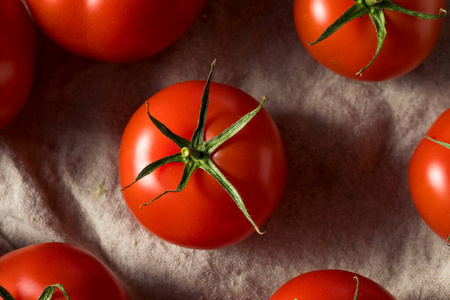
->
365 0 382 7
181 147 201 159
353 276 360 300
181 147 190 157
425 135 450 150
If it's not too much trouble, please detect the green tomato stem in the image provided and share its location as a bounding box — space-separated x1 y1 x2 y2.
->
0 284 71 300
425 135 450 150
38 284 71 300
0 285 15 300
353 276 360 300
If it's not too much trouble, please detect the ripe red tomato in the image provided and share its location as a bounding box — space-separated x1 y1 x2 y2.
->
409 109 450 242
0 0 36 129
24 0 206 63
0 243 129 300
293 0 446 81
119 79 286 249
270 270 396 300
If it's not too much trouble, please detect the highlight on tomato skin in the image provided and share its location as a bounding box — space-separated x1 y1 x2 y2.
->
119 64 287 250
269 270 397 300
23 0 207 63
0 0 37 129
408 108 450 242
0 242 129 300
293 0 447 81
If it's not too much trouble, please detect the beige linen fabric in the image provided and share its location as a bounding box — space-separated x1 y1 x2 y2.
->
1 1 449 299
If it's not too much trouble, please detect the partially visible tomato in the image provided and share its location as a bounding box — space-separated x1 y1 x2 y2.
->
0 243 129 300
270 270 396 300
24 0 206 63
409 109 450 242
294 0 446 81
0 0 36 129
119 72 286 249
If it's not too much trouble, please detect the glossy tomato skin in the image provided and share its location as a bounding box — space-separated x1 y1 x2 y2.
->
119 81 286 249
294 0 446 81
24 0 206 63
409 109 450 241
0 0 36 129
270 270 396 300
0 243 129 300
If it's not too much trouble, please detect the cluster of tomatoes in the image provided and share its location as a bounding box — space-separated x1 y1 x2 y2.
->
0 0 448 299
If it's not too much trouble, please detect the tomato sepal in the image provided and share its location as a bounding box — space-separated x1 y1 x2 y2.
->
0 285 15 300
144 102 191 149
307 3 368 47
0 283 70 300
121 153 186 192
307 0 447 77
378 1 447 19
425 135 450 150
121 60 267 235
360 6 386 76
353 276 360 300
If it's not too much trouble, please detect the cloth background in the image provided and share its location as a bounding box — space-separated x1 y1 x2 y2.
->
1 0 449 299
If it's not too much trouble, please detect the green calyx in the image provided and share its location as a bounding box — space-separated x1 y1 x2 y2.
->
121 60 267 234
425 135 450 150
0 284 70 300
353 276 360 300
308 0 447 77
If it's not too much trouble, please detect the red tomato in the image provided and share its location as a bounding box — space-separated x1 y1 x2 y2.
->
270 270 396 300
293 0 446 81
0 0 36 129
119 80 286 249
409 109 450 241
24 0 206 63
0 243 129 300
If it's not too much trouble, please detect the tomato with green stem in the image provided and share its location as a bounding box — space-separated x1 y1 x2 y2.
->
409 109 450 244
119 61 287 249
294 0 447 81
0 243 129 300
0 0 36 129
24 0 206 63
269 270 396 300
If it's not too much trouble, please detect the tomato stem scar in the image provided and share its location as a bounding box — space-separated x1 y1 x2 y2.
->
365 0 382 7
307 0 447 77
181 147 201 159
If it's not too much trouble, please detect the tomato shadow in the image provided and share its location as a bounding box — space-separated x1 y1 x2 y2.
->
271 97 405 234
